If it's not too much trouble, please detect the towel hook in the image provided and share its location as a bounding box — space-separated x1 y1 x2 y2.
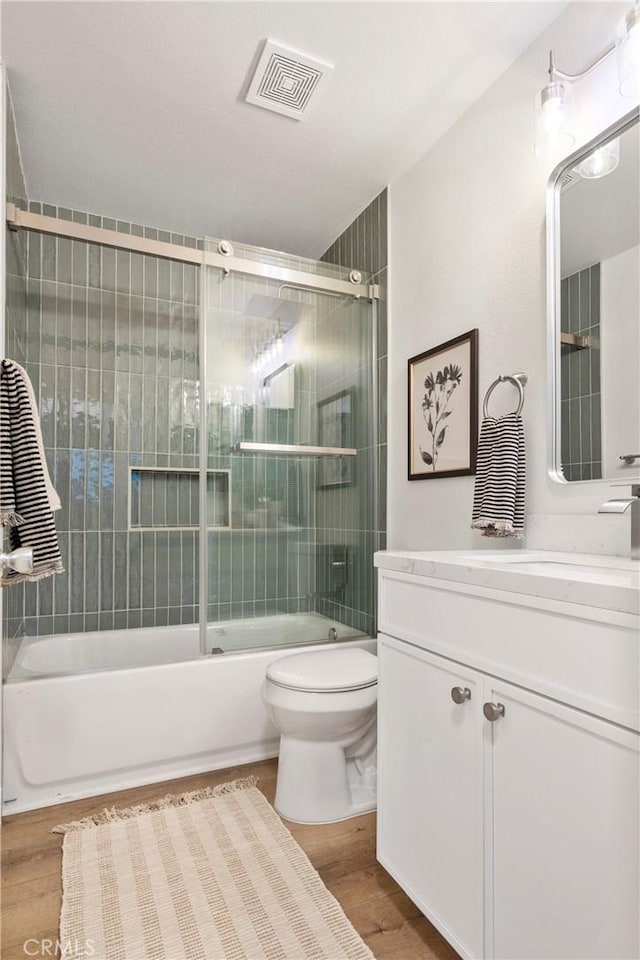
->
483 373 527 418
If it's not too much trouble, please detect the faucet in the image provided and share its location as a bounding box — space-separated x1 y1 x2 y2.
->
598 483 640 560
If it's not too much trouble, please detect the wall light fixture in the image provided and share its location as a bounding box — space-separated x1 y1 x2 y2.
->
535 2 640 159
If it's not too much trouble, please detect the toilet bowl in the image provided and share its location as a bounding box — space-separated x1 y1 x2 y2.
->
263 647 377 824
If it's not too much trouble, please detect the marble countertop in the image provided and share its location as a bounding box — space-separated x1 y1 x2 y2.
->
374 550 640 617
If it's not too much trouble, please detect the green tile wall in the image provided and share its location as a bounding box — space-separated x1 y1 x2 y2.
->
319 189 388 635
202 271 320 625
4 202 202 638
3 141 384 643
560 263 602 482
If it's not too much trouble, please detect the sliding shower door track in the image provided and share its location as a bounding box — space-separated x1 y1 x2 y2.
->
5 203 380 300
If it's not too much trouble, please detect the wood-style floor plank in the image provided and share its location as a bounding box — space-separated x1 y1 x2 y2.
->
1 758 458 960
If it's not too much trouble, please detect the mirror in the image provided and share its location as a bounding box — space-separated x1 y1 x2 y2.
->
548 108 640 483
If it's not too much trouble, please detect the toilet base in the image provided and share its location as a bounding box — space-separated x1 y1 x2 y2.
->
274 736 377 824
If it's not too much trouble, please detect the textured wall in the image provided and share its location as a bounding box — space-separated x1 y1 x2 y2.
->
320 188 387 635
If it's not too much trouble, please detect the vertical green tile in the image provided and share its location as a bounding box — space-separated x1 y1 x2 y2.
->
71 367 86 448
156 301 171 377
131 253 144 296
100 532 114 611
114 533 129 611
56 283 72 366
144 256 157 298
568 274 579 333
115 293 130 372
128 532 142 610
28 231 41 279
101 370 115 451
72 285 87 367
101 290 116 371
88 244 101 289
116 250 130 295
85 451 101 530
72 240 87 287
102 246 116 291
86 287 101 371
129 296 145 375
42 233 56 282
143 298 157 375
142 531 155 608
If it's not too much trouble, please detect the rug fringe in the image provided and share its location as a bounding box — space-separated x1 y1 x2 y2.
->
52 776 259 834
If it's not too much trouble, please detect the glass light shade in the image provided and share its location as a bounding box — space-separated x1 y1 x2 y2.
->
535 81 575 159
618 5 640 98
575 138 620 179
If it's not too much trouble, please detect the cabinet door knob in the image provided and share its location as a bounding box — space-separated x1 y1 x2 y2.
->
483 701 505 722
451 686 471 704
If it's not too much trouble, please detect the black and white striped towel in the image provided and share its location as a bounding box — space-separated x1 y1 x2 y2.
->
0 359 64 584
471 412 525 539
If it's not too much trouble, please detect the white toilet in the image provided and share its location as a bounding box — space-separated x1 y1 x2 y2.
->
262 647 377 824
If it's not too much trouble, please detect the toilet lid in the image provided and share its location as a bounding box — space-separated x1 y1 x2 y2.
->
266 648 377 693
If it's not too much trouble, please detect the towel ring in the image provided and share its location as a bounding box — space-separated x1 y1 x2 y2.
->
483 374 526 418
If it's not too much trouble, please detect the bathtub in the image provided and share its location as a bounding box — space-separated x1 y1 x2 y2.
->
3 613 376 813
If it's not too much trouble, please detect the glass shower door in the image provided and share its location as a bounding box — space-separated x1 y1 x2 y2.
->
200 241 376 655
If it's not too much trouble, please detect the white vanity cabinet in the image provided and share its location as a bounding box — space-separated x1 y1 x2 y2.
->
375 552 640 960
378 637 484 958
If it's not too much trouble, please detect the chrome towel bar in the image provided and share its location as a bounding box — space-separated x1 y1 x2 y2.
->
234 442 357 457
482 372 528 418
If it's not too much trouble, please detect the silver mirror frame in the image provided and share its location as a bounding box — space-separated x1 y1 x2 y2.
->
546 106 640 485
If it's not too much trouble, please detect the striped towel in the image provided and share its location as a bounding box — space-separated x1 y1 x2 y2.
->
0 359 64 584
471 412 525 539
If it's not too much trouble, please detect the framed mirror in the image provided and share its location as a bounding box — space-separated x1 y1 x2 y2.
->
547 107 640 483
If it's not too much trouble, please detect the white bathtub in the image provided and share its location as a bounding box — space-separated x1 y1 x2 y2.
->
3 614 375 813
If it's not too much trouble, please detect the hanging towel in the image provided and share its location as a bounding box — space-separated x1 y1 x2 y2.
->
0 359 64 584
471 412 525 538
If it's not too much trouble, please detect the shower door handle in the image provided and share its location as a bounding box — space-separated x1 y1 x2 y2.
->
0 546 33 575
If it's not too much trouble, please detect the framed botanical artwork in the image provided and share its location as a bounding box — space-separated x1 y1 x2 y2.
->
408 329 478 480
317 388 355 489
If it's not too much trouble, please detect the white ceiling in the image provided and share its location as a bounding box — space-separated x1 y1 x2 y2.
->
2 1 567 260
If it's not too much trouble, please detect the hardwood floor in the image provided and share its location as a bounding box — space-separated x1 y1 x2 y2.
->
1 758 459 960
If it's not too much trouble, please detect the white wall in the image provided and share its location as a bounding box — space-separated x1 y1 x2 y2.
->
601 244 640 479
388 2 639 553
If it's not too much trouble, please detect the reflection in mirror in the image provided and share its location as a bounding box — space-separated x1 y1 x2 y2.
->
554 111 640 482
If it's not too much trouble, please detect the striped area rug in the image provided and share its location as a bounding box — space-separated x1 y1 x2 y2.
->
54 778 373 960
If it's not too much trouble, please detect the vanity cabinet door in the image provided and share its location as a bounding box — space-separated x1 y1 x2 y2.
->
486 680 640 960
377 634 484 960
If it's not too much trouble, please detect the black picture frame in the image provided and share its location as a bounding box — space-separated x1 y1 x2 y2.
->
408 329 478 480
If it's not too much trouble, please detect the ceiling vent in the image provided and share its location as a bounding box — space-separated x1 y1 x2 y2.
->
245 40 333 121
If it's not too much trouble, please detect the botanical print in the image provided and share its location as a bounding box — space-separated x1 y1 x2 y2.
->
420 364 463 470
408 330 478 481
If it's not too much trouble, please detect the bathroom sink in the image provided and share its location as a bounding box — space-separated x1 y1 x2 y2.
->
455 552 639 585
374 549 640 615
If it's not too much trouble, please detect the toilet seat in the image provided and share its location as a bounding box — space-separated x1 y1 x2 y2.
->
266 648 377 693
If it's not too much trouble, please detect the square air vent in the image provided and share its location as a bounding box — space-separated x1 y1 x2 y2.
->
245 40 333 121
